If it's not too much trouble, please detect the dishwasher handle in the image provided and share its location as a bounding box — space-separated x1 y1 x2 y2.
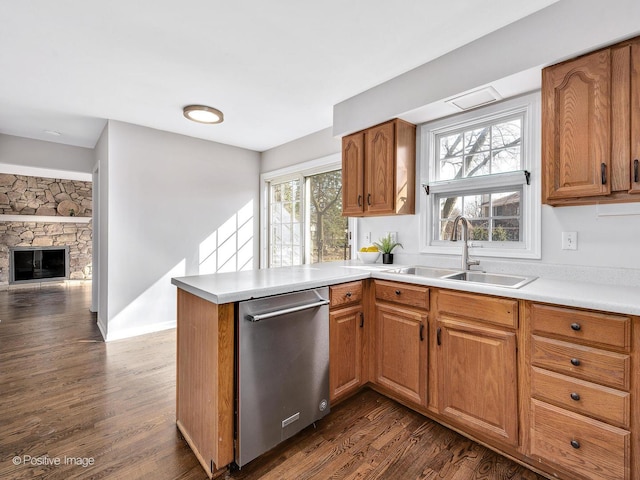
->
246 298 329 322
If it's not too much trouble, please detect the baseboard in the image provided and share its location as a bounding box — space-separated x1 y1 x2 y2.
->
96 316 108 341
105 320 176 342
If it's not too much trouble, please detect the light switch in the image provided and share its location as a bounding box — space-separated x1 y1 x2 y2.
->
562 232 577 250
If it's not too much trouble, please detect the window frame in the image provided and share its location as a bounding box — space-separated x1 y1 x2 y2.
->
419 92 541 259
260 153 356 268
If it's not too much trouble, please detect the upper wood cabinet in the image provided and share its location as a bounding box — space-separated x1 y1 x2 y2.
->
342 119 416 216
542 36 640 205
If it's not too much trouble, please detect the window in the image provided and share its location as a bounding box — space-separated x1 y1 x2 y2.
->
261 154 354 268
420 92 541 258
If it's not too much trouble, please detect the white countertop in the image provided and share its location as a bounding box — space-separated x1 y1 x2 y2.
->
171 261 640 316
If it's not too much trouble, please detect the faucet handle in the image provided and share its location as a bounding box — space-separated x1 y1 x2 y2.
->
467 259 480 267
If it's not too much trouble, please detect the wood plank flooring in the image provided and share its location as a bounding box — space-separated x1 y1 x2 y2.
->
0 284 544 480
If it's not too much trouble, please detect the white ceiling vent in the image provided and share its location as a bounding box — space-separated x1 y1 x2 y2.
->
446 86 502 111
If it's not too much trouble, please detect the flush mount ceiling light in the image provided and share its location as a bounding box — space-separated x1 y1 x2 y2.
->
446 87 502 111
183 105 224 124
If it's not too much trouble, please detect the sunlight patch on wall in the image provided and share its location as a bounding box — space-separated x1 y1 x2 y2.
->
199 200 254 274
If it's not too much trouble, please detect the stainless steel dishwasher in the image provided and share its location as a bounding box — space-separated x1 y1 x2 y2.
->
236 287 330 467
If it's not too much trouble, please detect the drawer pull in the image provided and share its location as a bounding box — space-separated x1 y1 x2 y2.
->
345 292 352 298
395 290 401 295
359 312 364 328
420 324 424 342
570 322 581 331
570 440 581 449
570 358 581 366
570 392 581 401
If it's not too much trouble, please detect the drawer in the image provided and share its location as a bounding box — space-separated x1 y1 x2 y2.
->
435 289 517 328
374 280 429 310
531 366 630 428
530 399 630 480
330 281 363 308
531 335 630 390
530 303 631 351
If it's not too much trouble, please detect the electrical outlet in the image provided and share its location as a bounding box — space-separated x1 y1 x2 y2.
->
562 232 577 250
386 231 398 243
364 232 371 243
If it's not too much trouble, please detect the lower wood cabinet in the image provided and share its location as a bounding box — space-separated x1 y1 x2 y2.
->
373 280 428 406
433 291 519 448
525 301 636 480
329 281 365 402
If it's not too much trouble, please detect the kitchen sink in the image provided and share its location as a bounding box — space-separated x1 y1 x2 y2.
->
385 266 537 289
385 266 461 278
441 271 536 288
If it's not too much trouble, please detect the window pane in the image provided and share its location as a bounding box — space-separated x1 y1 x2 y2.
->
269 178 302 267
491 118 522 149
308 170 350 263
436 189 521 243
492 147 521 174
464 127 491 155
465 153 491 177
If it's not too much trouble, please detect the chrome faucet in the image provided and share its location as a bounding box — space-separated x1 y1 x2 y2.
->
450 215 480 271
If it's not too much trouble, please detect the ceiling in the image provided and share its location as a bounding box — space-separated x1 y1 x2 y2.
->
0 0 558 152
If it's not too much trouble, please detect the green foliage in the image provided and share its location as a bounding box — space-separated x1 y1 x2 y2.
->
373 234 403 254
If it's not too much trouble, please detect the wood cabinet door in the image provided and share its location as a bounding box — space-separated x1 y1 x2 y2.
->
375 303 427 405
437 318 518 447
342 132 365 216
365 121 396 215
542 49 611 203
330 305 363 401
631 39 640 194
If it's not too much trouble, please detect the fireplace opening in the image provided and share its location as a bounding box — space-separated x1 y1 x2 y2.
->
10 246 70 284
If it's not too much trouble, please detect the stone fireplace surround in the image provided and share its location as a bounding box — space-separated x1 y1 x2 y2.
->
0 173 92 287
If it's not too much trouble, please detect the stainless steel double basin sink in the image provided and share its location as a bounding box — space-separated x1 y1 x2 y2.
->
384 266 536 289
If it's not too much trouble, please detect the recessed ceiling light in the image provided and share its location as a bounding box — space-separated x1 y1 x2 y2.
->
183 105 224 124
44 130 62 136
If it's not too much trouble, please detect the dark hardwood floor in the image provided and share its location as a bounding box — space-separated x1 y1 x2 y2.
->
0 284 543 480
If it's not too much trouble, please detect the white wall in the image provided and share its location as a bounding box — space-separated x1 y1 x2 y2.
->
260 127 340 173
0 133 94 176
102 121 260 340
94 125 109 337
333 0 640 136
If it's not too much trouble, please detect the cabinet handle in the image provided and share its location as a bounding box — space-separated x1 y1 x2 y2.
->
436 327 441 346
570 358 581 366
395 290 401 295
601 163 607 185
570 392 581 401
570 440 581 449
420 324 424 342
367 193 371 206
570 322 581 331
357 194 363 207
634 159 639 183
345 292 352 298
359 312 364 328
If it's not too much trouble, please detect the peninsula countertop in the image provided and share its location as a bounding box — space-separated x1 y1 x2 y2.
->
171 261 640 316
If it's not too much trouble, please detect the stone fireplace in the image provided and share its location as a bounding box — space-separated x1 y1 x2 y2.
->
0 173 92 287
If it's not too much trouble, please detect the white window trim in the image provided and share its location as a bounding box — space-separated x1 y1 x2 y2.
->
419 92 541 259
260 153 357 268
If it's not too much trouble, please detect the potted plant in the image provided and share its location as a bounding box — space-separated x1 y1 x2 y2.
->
374 234 403 264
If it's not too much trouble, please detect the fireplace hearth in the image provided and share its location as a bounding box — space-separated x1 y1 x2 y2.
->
9 246 70 284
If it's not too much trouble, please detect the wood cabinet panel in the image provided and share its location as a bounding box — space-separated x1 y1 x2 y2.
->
435 289 517 329
330 281 364 308
342 132 365 216
631 39 640 194
542 49 611 202
374 280 429 310
530 303 631 351
375 303 427 405
330 304 363 401
531 366 630 428
437 318 518 447
365 121 396 215
530 399 630 480
531 335 630 390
